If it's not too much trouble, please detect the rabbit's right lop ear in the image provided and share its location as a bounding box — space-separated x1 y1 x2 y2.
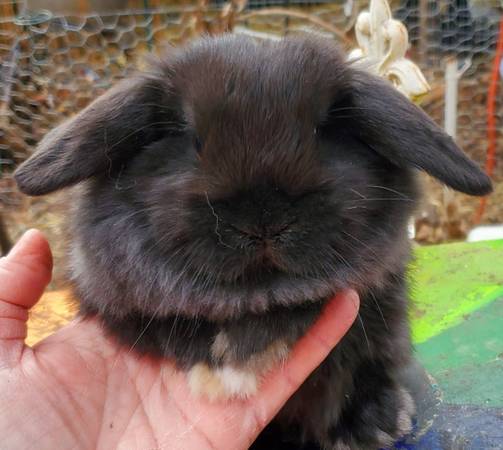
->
15 76 173 196
344 70 492 197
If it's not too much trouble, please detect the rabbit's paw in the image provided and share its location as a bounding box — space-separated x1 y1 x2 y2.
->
328 385 415 450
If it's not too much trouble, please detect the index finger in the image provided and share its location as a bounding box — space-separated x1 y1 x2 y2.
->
251 290 359 431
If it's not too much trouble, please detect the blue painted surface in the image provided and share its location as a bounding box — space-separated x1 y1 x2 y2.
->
393 405 503 449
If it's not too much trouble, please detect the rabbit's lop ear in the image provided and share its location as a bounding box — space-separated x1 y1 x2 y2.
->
15 76 172 196
342 70 492 196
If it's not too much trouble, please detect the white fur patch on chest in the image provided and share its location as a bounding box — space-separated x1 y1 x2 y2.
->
188 363 258 401
188 333 289 401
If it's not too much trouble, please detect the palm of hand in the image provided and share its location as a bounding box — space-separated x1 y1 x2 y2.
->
0 230 358 450
2 319 273 450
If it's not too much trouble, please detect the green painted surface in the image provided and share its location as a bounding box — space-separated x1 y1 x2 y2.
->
409 239 503 344
415 297 503 406
409 239 503 407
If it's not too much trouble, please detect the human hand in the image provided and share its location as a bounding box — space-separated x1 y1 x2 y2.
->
0 230 359 450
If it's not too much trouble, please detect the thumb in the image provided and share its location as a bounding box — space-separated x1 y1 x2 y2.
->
0 229 52 366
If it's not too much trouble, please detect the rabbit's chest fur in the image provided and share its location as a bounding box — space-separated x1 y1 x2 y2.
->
98 293 325 399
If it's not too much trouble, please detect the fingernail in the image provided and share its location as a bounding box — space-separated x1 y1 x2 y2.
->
346 290 360 311
325 289 360 315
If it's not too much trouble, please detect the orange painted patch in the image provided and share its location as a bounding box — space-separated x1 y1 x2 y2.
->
27 290 78 346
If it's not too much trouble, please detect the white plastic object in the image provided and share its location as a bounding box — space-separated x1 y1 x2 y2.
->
467 225 503 242
349 0 431 102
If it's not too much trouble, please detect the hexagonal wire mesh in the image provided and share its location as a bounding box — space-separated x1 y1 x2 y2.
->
0 0 502 257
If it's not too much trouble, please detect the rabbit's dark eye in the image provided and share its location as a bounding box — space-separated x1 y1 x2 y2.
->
193 135 203 154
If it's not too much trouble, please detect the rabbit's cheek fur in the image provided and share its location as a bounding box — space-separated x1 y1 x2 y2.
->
15 35 492 450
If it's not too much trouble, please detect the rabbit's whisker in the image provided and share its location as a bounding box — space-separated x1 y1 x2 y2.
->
357 313 372 354
366 185 412 200
369 289 389 332
205 192 235 250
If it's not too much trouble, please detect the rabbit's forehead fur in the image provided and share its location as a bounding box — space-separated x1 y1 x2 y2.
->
147 36 351 195
159 37 348 187
168 35 347 127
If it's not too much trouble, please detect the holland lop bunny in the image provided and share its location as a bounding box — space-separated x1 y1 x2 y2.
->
15 35 491 449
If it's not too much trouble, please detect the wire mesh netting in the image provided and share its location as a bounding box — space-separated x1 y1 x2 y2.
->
1 0 502 259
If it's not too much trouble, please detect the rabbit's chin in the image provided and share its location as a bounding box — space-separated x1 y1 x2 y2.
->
71 231 409 321
165 257 392 320
73 254 338 321
167 273 342 319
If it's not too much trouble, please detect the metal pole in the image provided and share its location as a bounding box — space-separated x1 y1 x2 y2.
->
444 55 459 139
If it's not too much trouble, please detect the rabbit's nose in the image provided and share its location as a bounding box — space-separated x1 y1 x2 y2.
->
232 221 294 241
262 222 293 239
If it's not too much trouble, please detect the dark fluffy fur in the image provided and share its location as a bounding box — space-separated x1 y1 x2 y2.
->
15 35 491 449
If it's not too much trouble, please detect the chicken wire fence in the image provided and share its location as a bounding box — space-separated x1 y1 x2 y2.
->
1 0 503 253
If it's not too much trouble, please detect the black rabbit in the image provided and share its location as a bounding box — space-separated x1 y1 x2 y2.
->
15 35 491 449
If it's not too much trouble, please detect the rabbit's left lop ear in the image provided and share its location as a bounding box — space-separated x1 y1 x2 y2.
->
15 76 173 196
341 69 492 196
